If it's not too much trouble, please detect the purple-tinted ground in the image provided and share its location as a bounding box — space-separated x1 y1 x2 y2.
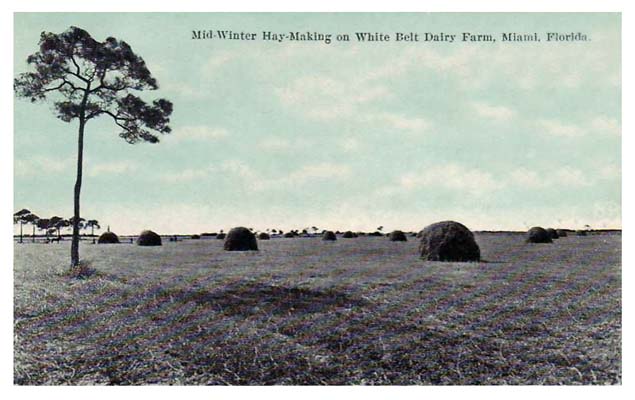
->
14 232 621 384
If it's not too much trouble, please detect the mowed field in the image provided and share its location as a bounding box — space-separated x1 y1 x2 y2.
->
14 233 621 385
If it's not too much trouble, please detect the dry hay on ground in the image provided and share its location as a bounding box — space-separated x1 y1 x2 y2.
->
418 221 480 262
527 227 553 244
136 230 162 246
388 230 408 242
322 231 337 241
224 227 258 251
97 231 120 244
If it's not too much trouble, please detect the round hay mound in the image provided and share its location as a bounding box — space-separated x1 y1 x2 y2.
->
418 221 480 262
389 230 408 242
342 231 355 238
216 233 226 239
137 230 162 246
576 230 588 236
224 227 258 251
546 228 559 239
322 231 337 241
526 227 552 243
97 231 120 244
556 229 568 237
283 232 295 238
258 232 270 240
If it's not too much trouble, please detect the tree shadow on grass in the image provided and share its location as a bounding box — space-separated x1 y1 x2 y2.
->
159 281 370 317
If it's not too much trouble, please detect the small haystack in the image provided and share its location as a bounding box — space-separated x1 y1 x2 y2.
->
389 230 408 242
342 231 355 238
224 227 258 251
418 221 480 262
546 228 559 239
191 234 201 239
526 227 552 243
97 231 120 244
556 229 568 237
283 232 295 238
137 230 162 246
322 231 337 241
258 232 271 240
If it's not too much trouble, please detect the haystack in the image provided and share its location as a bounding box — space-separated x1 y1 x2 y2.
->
283 232 295 238
322 231 337 241
224 227 258 251
526 227 552 243
546 228 559 239
389 230 408 242
137 230 162 246
97 231 120 244
556 229 568 237
258 232 270 240
418 221 480 261
342 231 355 238
191 234 201 239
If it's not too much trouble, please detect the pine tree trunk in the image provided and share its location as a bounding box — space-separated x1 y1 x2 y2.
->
71 84 90 269
70 117 85 268
19 222 23 243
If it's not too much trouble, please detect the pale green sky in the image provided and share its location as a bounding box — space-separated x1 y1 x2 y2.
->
13 13 621 234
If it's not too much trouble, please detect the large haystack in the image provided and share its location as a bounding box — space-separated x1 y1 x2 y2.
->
97 231 120 244
224 227 258 251
389 230 408 242
526 227 552 243
342 231 355 238
258 232 270 240
546 228 559 239
418 221 480 262
322 231 337 241
556 229 568 237
137 230 162 246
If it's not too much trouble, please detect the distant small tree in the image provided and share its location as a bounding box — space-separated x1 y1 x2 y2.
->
36 218 51 241
23 213 40 243
14 26 172 269
85 219 100 237
48 216 68 240
13 209 32 243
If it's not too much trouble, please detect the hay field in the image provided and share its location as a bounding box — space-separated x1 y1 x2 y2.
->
14 233 621 385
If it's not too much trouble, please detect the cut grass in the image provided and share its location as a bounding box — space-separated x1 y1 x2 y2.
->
14 233 621 385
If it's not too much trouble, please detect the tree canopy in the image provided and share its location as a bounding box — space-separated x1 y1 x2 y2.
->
14 26 172 144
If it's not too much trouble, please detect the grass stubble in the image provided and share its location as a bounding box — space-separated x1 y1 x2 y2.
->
13 233 621 385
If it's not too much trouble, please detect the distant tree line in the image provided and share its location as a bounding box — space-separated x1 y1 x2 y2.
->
13 208 100 243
